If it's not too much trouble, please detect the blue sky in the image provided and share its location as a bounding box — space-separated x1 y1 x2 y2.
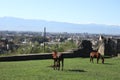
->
0 0 120 25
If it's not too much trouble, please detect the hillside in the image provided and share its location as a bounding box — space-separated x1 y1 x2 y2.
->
0 17 120 34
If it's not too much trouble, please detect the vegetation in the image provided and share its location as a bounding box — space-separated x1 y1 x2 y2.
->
0 58 120 80
0 40 77 56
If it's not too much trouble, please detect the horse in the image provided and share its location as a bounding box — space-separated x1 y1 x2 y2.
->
52 51 64 70
90 51 104 64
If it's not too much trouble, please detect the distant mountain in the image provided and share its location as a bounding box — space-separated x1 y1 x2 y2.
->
0 17 120 35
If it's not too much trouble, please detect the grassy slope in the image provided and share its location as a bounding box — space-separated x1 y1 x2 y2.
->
0 58 120 80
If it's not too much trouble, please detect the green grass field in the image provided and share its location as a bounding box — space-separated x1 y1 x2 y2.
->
0 58 120 80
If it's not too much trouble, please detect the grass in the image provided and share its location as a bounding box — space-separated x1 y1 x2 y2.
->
0 57 120 80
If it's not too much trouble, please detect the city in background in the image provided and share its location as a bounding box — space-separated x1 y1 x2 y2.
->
0 30 120 57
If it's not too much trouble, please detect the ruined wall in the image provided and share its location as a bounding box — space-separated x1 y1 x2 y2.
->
117 39 120 56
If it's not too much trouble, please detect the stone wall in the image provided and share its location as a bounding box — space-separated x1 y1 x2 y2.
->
0 52 80 62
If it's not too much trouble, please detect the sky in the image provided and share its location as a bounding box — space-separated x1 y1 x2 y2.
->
0 0 120 25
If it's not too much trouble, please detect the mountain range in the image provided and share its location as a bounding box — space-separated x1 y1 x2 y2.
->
0 17 120 35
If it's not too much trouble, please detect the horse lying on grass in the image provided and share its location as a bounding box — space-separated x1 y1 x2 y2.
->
90 51 104 64
52 50 64 71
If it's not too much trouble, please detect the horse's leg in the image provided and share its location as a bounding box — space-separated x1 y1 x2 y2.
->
92 57 94 63
61 58 64 71
56 59 59 70
54 59 58 70
53 59 55 70
57 60 60 70
90 57 91 62
102 57 104 64
97 57 99 64
58 60 60 70
54 61 57 70
100 55 104 64
90 56 92 62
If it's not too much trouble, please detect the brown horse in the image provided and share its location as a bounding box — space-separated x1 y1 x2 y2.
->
90 51 104 64
52 51 64 70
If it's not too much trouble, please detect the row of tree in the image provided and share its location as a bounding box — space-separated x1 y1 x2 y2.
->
0 39 77 56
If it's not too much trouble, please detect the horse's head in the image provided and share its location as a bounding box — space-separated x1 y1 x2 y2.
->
52 50 58 59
